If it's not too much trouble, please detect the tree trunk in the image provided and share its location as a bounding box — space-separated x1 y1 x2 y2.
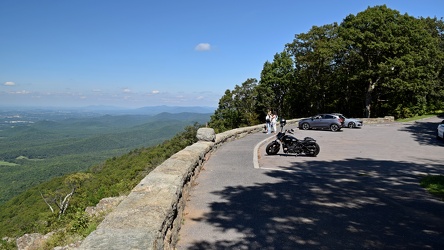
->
57 188 75 218
365 85 372 118
365 77 380 118
40 192 54 214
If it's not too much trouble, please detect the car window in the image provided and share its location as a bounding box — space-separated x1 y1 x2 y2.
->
324 115 334 119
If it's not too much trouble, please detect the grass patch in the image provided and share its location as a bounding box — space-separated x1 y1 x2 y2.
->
420 175 444 200
0 161 18 167
396 111 443 122
15 156 44 161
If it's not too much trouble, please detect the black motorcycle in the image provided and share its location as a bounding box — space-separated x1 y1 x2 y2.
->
266 119 320 156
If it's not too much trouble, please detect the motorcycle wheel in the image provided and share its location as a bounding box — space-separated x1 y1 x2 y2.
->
266 141 280 155
305 142 320 157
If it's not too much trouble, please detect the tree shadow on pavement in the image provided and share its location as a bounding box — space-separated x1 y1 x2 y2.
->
399 118 444 146
183 158 444 250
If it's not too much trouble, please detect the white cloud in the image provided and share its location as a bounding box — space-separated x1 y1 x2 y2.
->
123 88 131 93
195 43 211 51
4 81 16 86
12 90 30 94
151 90 160 94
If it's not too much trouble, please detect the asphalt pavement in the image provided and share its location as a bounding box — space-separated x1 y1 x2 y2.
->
176 117 444 250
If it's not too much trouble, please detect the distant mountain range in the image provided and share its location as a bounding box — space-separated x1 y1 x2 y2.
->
0 105 216 116
119 105 216 115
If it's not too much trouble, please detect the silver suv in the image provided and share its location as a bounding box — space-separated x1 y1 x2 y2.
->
298 114 344 132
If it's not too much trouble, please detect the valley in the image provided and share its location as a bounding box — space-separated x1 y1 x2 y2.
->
0 106 213 205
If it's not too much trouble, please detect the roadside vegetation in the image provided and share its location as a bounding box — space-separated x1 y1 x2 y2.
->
0 123 202 249
420 175 444 200
396 111 443 123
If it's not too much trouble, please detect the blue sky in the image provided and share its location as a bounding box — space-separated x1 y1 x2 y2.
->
1 0 443 108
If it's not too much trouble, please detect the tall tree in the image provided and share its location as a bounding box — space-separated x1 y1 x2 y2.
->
233 78 259 126
339 5 443 117
286 23 344 116
419 17 444 111
209 78 258 132
257 51 294 119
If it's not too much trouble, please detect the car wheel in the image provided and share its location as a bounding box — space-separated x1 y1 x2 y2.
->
348 122 355 128
301 123 310 130
330 124 340 132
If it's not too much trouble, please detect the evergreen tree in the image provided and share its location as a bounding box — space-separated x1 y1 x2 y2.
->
257 51 294 119
209 79 258 132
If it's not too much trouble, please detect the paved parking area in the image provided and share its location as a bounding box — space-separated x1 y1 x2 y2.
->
259 117 444 172
177 117 444 249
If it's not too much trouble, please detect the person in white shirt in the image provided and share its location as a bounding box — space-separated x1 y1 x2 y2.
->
271 113 278 133
265 110 272 134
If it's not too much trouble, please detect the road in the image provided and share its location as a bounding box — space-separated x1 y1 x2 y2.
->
176 117 444 249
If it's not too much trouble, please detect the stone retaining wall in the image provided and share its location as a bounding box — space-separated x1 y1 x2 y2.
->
361 116 395 124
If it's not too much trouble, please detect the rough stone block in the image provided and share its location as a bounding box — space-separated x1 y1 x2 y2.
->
196 128 215 142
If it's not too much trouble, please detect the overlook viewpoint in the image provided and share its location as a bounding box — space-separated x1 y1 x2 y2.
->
75 117 443 249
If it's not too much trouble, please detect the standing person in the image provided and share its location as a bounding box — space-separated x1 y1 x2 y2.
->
272 112 278 133
265 110 272 134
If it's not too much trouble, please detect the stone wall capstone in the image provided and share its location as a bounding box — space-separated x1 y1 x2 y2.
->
196 127 216 142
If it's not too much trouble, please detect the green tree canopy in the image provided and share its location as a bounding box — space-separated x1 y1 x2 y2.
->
339 5 444 117
209 78 259 132
210 5 443 128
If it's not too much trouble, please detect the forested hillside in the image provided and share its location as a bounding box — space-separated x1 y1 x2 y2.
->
0 123 202 249
209 5 444 132
0 112 210 205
